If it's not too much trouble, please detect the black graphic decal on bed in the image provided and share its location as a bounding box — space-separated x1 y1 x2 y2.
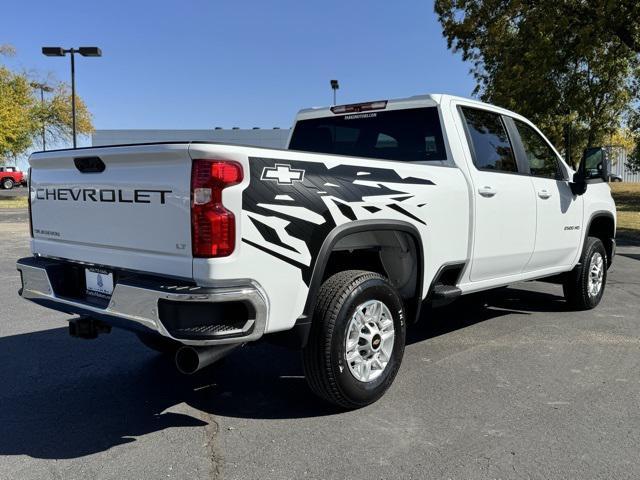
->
242 157 434 284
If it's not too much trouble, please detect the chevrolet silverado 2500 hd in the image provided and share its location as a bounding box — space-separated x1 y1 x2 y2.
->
17 94 616 408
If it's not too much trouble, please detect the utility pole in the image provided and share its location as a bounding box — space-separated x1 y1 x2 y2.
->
42 46 102 148
330 79 339 105
70 50 76 148
30 82 53 150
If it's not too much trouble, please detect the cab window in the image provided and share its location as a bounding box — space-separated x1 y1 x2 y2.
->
289 107 448 163
461 107 518 173
515 120 562 179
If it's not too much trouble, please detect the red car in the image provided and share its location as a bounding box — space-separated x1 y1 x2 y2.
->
0 166 25 190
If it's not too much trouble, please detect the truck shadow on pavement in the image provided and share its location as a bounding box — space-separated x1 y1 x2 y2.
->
618 252 640 261
0 329 208 460
0 285 567 459
406 286 567 345
187 287 569 421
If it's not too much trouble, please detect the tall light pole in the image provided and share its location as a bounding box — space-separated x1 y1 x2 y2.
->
330 79 339 105
42 46 102 148
30 82 53 150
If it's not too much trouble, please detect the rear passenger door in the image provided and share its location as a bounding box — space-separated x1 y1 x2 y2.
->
511 120 583 270
459 107 537 282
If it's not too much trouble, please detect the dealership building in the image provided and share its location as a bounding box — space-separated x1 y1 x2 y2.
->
92 128 291 149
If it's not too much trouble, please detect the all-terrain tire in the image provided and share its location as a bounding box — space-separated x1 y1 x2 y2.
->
302 270 406 409
563 237 608 310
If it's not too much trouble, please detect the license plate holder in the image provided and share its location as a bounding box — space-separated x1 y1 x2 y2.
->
85 268 114 298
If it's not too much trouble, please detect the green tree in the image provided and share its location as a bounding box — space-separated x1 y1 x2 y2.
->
34 83 94 147
628 110 640 173
0 51 37 161
435 0 640 167
0 45 93 163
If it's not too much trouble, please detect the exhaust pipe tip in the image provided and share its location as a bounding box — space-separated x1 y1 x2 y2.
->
175 346 201 375
175 343 241 375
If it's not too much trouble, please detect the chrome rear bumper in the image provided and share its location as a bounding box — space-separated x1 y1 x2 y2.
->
17 256 268 346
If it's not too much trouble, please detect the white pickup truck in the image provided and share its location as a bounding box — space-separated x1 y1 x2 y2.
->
17 94 616 408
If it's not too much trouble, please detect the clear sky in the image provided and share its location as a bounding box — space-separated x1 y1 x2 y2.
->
4 0 476 135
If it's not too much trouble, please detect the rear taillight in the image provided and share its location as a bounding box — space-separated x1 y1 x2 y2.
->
191 159 243 258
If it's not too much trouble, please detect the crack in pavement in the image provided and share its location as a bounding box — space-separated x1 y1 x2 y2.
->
198 409 223 479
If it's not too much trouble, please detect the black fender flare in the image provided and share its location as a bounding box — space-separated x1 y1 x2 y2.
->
585 211 616 234
303 219 424 317
266 220 425 350
299 219 425 323
583 210 616 266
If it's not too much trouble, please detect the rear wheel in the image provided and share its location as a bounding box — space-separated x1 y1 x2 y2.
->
136 332 181 354
2 178 14 190
302 270 406 409
563 237 607 310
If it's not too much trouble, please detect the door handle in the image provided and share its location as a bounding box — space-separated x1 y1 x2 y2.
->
478 186 497 197
538 189 552 199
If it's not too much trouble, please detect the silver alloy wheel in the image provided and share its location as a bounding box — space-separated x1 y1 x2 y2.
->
3 179 12 189
588 252 605 298
345 299 394 383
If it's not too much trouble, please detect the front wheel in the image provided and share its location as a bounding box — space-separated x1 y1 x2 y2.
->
563 237 608 310
2 178 14 190
302 270 406 409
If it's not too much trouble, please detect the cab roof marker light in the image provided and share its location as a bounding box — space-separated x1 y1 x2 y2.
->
330 100 388 114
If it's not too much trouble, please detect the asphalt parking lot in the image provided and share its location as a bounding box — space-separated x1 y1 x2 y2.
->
1 211 639 480
0 186 28 198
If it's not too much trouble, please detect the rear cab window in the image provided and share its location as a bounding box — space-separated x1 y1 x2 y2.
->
289 107 449 164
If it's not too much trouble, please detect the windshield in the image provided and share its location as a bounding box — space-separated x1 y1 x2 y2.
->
289 107 447 162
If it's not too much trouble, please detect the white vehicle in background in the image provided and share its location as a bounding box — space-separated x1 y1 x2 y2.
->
17 94 616 408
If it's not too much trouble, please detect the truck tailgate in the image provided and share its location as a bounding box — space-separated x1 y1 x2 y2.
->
29 144 193 279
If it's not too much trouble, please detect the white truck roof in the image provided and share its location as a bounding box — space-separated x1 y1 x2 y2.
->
294 93 526 123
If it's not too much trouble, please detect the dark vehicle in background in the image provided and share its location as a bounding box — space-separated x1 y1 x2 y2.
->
0 166 25 189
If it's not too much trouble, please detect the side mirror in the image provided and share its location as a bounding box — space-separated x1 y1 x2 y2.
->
570 146 610 195
582 147 610 181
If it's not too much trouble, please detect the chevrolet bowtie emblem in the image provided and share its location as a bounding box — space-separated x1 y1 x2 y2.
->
261 164 305 185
